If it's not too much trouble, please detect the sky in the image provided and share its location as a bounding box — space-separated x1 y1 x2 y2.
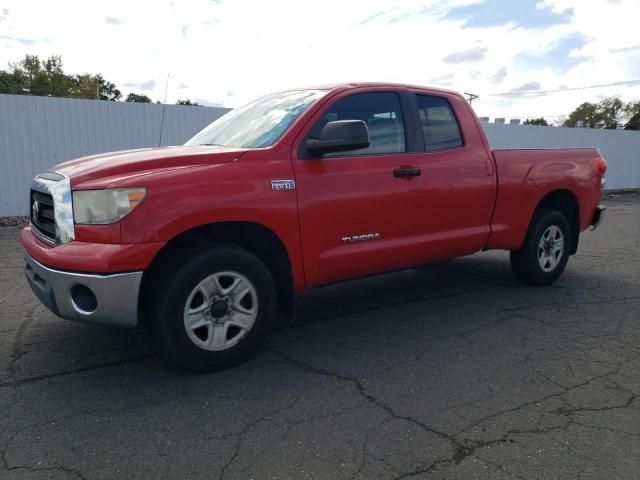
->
1 0 639 123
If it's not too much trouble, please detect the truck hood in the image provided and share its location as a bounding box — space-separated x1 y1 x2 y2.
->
53 145 249 189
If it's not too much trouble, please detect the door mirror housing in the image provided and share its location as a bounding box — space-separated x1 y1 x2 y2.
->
305 120 370 156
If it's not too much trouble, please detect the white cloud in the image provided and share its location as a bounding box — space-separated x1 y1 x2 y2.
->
443 46 488 63
0 0 638 123
511 81 541 92
104 16 125 25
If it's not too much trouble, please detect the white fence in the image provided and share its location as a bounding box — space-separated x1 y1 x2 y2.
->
0 94 638 216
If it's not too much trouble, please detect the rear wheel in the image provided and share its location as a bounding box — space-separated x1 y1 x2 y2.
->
510 209 571 286
149 245 276 371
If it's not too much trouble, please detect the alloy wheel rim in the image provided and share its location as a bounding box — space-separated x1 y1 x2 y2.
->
183 271 258 351
537 225 565 273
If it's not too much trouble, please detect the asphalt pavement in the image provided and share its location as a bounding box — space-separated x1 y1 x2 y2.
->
1 195 639 479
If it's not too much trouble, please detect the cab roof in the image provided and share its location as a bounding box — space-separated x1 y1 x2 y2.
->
289 82 463 98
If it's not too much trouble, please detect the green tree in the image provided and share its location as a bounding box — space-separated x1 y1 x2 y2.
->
523 117 549 126
599 97 626 129
0 54 121 101
564 97 636 129
95 75 122 101
125 92 153 103
42 56 71 97
176 99 199 106
72 74 99 99
0 69 24 94
626 113 640 130
71 74 122 101
563 102 602 128
10 54 72 97
11 54 43 94
624 102 640 130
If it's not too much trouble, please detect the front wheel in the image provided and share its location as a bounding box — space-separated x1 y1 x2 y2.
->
149 245 276 371
510 209 571 286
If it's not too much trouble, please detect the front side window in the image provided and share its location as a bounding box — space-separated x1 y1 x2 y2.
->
186 90 326 148
310 92 406 156
416 95 463 151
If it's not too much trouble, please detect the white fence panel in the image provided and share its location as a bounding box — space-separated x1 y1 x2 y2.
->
0 94 229 216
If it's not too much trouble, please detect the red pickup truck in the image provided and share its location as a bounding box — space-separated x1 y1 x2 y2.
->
22 83 607 371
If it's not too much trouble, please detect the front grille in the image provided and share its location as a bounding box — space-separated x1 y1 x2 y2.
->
30 190 56 243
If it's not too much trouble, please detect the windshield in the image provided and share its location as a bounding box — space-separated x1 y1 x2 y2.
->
185 89 327 148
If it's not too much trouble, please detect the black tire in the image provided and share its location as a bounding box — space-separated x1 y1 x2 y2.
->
510 208 571 286
148 244 276 372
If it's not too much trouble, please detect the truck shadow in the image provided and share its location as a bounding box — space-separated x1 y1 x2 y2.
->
278 252 515 332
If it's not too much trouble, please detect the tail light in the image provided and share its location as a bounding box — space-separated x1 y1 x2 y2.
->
593 155 607 188
593 155 607 177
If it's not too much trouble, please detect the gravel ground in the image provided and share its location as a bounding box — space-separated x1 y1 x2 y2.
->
1 195 639 480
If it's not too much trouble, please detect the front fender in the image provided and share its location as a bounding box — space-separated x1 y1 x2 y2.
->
117 147 306 290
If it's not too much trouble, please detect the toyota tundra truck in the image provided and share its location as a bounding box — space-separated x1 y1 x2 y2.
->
22 82 607 371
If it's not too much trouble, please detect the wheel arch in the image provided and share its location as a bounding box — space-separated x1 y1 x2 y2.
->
533 189 580 254
139 221 294 328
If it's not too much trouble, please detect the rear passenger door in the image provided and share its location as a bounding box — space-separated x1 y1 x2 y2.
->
410 92 496 260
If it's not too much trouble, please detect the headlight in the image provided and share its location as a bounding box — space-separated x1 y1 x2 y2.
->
73 188 146 224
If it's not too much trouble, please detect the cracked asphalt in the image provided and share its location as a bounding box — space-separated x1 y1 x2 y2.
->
1 195 639 480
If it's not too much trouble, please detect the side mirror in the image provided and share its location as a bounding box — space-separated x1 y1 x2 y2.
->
305 120 370 155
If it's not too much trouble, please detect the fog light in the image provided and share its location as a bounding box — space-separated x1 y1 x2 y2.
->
71 284 97 314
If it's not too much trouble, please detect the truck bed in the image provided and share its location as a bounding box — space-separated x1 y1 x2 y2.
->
487 148 603 251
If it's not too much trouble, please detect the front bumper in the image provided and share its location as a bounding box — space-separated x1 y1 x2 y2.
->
24 253 142 328
591 205 606 230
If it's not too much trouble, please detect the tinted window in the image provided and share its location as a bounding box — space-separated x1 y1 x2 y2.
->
310 92 406 156
416 95 463 151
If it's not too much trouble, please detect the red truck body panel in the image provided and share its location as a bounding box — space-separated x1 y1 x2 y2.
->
21 82 605 295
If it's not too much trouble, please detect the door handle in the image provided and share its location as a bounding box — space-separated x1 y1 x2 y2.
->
393 167 421 178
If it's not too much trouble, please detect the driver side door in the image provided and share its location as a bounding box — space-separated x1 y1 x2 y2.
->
292 90 428 287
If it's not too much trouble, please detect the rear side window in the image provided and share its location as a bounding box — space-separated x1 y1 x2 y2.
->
310 92 406 156
415 95 463 152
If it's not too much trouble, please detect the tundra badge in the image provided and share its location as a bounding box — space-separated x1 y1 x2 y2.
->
341 233 381 244
271 180 296 190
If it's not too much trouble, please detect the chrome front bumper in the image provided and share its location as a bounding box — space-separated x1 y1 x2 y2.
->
24 254 142 328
